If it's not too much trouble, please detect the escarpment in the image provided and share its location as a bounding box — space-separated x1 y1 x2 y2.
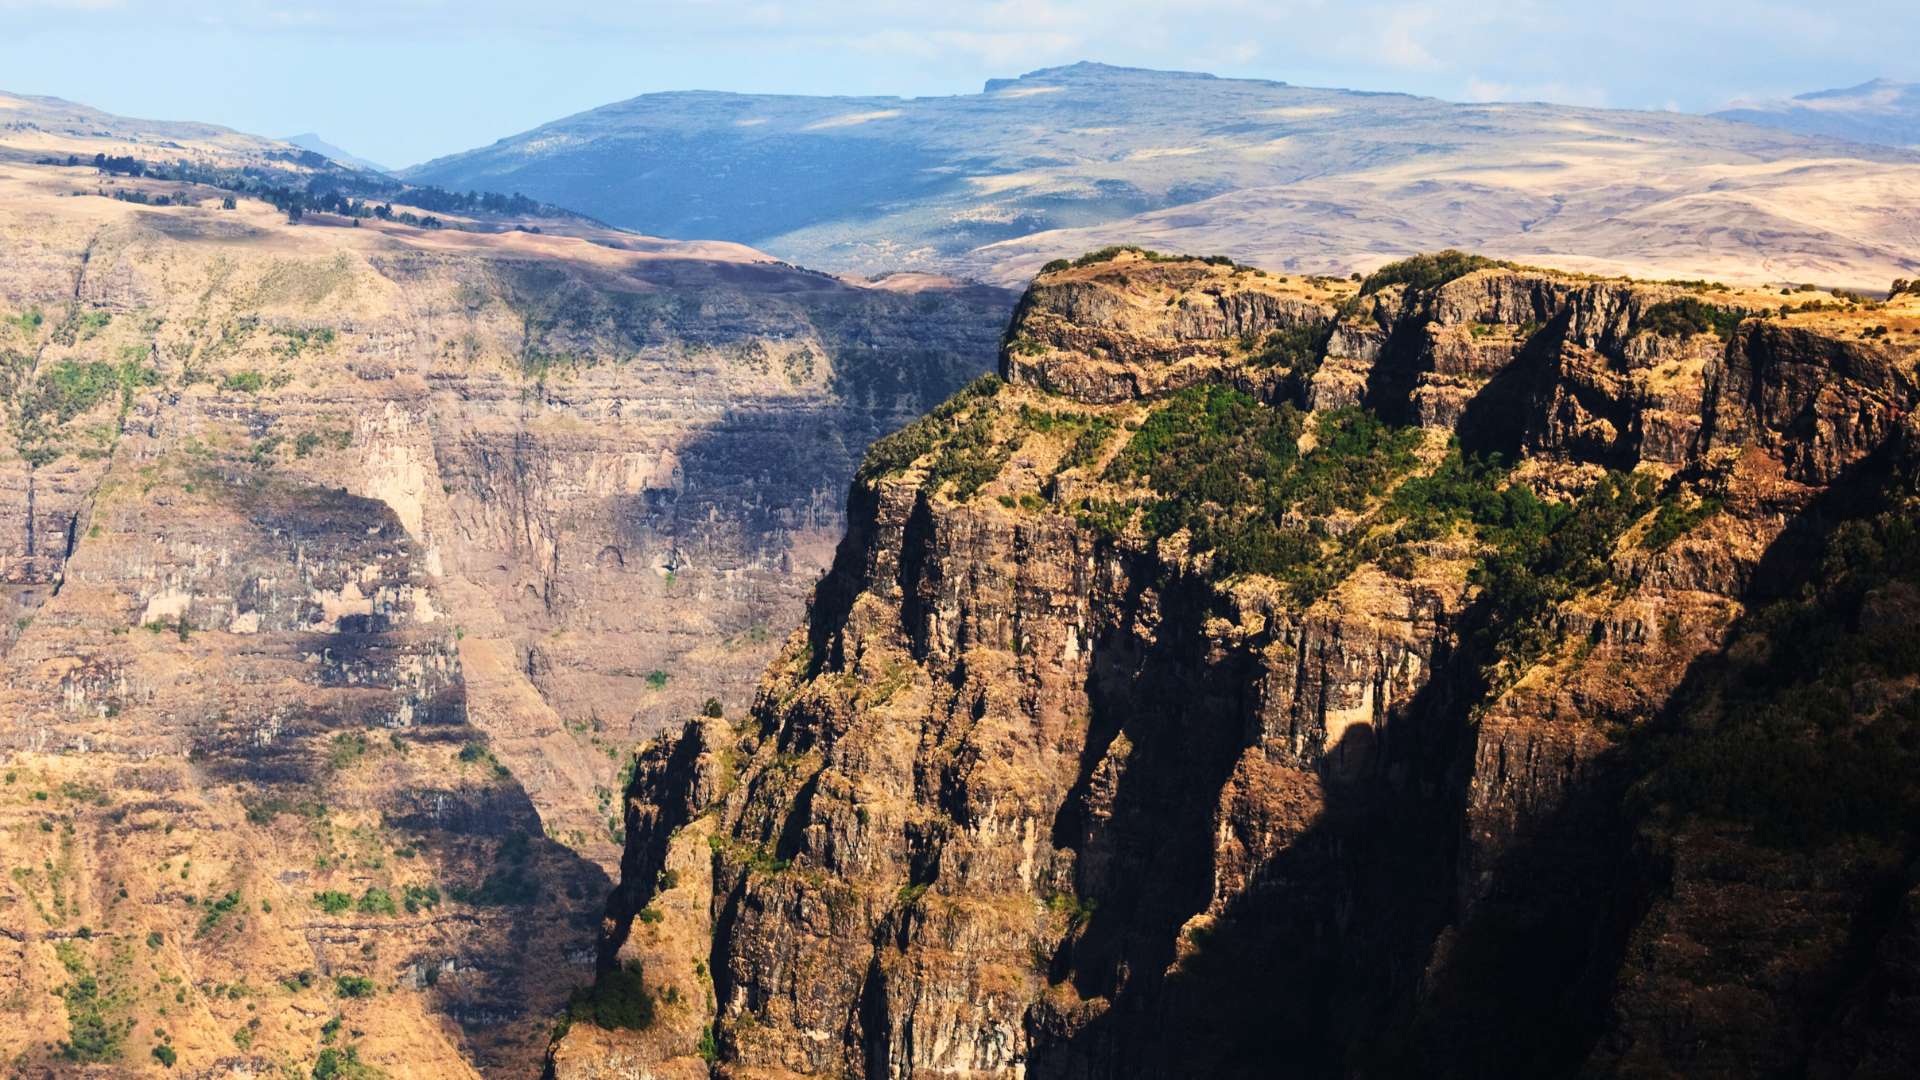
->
0 154 1007 1077
574 249 1920 1078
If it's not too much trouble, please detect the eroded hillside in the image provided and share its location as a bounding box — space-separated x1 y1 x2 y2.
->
571 250 1920 1078
0 140 1009 1077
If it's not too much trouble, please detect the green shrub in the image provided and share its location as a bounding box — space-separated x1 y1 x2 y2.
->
221 370 267 393
355 888 397 916
1071 245 1167 268
1640 297 1744 340
311 1044 383 1079
332 974 375 999
1359 250 1512 295
152 1044 176 1068
197 890 243 936
311 891 352 914
697 1024 719 1064
1644 495 1723 550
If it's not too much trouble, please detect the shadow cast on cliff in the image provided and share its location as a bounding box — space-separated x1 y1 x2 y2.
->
1363 440 1914 1077
1023 436 1911 1080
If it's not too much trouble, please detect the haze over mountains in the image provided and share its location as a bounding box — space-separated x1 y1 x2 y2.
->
1715 78 1920 150
405 61 1920 289
282 132 392 174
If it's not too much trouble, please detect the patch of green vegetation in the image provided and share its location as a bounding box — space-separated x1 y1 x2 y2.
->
1045 889 1097 928
332 974 376 999
1640 297 1745 341
924 408 1012 500
455 741 511 779
273 326 337 357
1058 246 1239 271
857 374 1004 482
697 1023 719 1064
401 883 440 913
327 732 370 771
311 891 352 915
565 961 654 1031
644 670 670 690
197 890 243 936
1636 494 1920 848
1095 386 1422 597
1468 470 1661 679
220 370 267 393
1244 323 1328 371
1061 415 1119 472
1644 494 1724 550
7 307 45 336
311 1044 386 1079
1360 250 1513 295
54 945 131 1063
355 888 397 916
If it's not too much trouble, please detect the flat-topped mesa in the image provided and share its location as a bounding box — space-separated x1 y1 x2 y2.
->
1000 248 1345 403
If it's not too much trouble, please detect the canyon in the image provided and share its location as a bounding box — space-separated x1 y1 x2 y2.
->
0 106 1007 1076
564 250 1920 1078
4 84 1919 1080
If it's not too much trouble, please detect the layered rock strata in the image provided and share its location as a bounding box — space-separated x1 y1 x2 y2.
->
572 251 1920 1078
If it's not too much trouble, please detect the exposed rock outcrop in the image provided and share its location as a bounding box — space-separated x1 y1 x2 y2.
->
574 251 1920 1078
0 154 1008 1077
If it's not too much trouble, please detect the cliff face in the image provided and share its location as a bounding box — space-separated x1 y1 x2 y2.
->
574 251 1920 1078
0 156 1007 1077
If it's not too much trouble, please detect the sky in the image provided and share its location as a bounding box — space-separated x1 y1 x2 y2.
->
2 0 1915 169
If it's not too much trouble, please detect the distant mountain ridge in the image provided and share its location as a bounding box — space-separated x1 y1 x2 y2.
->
1714 78 1920 149
281 131 391 173
403 61 1920 289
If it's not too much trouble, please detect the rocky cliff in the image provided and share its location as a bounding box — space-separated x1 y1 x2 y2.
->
570 249 1920 1078
0 146 1008 1078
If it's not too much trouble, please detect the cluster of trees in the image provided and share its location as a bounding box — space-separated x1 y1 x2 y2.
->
77 152 554 229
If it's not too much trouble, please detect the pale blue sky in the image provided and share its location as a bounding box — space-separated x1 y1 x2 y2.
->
2 0 1913 168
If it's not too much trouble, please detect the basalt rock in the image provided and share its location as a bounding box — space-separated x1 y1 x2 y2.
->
574 251 1920 1078
0 153 1008 1077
